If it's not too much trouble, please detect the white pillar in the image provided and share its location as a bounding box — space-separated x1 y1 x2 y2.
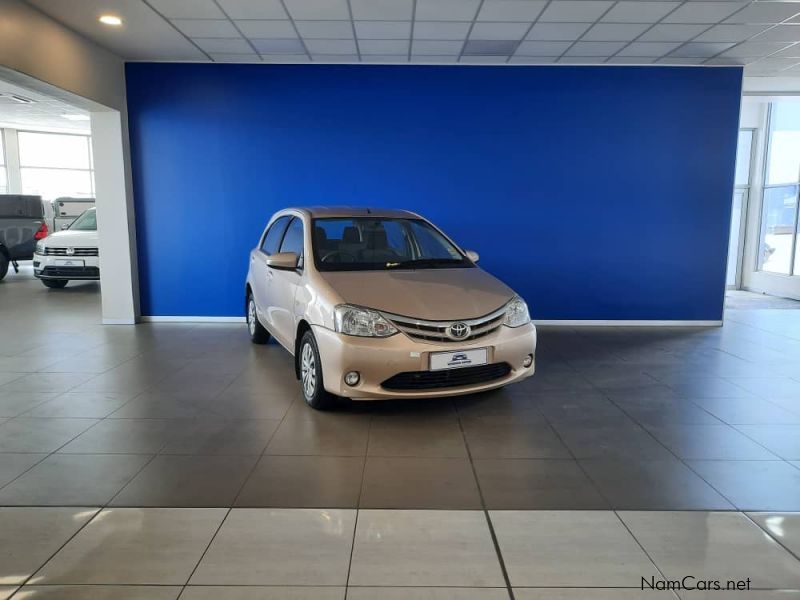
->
2 128 22 193
91 110 140 324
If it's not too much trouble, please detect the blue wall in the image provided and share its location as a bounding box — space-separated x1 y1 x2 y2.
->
126 63 742 320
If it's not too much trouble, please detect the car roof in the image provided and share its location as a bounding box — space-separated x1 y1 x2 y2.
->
288 206 422 219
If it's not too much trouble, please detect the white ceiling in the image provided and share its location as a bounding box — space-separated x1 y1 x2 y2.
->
24 0 800 77
0 80 90 133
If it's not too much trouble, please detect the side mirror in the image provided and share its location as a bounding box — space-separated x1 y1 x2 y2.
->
465 250 479 263
267 251 299 270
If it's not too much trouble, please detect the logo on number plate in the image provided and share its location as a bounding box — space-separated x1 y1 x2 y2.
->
66 247 75 256
447 322 471 340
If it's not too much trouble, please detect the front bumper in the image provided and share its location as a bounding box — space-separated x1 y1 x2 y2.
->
33 254 100 280
312 322 537 400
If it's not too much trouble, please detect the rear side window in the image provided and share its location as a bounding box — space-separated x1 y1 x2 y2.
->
279 217 304 256
260 216 290 255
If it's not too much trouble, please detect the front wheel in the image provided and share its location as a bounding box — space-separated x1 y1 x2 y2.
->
42 279 68 289
299 330 335 410
246 293 270 344
0 254 9 281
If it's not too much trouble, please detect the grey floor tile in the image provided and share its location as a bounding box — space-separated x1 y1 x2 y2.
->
367 419 467 457
0 392 57 418
0 453 47 488
0 454 151 506
59 419 185 454
690 397 800 425
35 508 226 584
14 586 182 599
550 423 674 460
678 592 800 599
110 455 257 507
454 394 548 426
645 424 779 460
490 511 660 587
0 587 15 600
667 377 756 399
360 457 481 509
619 511 800 589
580 458 734 510
0 418 96 453
22 392 133 418
726 376 800 398
462 422 571 459
535 396 631 426
614 398 722 426
349 510 504 587
265 417 370 456
515 591 678 599
108 392 214 418
190 509 356 585
474 459 609 509
689 460 800 511
0 507 98 585
347 590 509 600
181 587 345 600
160 418 281 455
0 373 94 393
236 455 363 508
735 425 800 460
748 512 800 558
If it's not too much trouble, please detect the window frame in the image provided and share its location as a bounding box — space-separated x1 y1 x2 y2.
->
259 215 291 256
758 103 800 277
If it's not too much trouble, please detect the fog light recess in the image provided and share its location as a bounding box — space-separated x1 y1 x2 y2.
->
345 371 360 386
523 354 534 368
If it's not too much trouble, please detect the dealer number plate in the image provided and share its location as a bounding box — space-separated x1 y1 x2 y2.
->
429 347 488 371
54 259 84 267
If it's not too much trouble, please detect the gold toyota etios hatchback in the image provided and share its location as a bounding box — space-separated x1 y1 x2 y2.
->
245 207 536 409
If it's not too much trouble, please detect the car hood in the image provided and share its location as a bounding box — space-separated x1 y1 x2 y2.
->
45 230 98 246
319 268 516 320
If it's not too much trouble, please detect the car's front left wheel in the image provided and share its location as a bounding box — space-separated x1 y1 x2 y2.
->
246 293 270 344
42 279 68 289
299 330 335 410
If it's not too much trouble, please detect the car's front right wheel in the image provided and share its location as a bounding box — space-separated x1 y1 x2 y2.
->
299 330 335 410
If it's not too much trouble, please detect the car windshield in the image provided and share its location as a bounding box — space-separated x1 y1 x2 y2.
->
69 209 97 231
312 217 473 272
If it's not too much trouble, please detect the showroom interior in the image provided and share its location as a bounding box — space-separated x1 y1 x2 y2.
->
2 0 800 598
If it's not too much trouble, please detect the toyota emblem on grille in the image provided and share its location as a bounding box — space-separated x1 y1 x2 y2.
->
66 247 75 256
447 322 471 340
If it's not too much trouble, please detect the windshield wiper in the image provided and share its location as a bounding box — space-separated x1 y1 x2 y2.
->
385 258 466 269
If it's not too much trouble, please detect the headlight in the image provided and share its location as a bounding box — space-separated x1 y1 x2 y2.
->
35 241 45 255
334 304 398 337
503 296 530 327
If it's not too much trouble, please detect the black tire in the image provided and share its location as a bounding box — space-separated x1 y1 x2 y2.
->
42 279 68 289
246 292 271 344
0 254 8 281
299 330 335 410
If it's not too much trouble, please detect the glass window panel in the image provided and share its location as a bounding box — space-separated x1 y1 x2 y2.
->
18 132 90 170
734 130 753 186
0 168 6 194
766 102 800 185
758 185 798 274
0 135 5 165
279 217 304 256
21 167 93 201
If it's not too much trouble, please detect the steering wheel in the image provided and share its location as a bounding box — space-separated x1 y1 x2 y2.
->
321 250 357 263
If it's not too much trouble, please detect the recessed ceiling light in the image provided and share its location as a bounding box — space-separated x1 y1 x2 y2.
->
61 114 90 121
99 14 123 26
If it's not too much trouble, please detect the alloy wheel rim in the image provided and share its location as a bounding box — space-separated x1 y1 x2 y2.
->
301 342 316 399
247 299 256 336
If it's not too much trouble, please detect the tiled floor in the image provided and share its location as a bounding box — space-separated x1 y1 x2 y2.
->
2 266 800 597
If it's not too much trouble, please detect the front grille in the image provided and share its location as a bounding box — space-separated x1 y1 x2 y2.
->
382 362 512 391
44 247 98 256
40 266 100 278
384 306 506 343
